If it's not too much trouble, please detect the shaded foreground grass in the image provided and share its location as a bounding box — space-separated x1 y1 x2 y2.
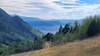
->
11 35 100 56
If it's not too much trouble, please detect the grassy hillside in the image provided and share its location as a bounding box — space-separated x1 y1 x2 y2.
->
11 35 100 56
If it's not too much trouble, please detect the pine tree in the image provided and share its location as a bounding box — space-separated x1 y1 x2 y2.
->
43 33 54 42
62 24 70 34
58 25 63 33
73 21 79 32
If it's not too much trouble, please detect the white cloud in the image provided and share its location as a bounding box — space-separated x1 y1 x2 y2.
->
59 0 79 4
0 0 100 20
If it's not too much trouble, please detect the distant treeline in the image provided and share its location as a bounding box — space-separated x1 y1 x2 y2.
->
43 15 100 45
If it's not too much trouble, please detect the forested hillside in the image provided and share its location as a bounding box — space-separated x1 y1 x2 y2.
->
0 8 43 56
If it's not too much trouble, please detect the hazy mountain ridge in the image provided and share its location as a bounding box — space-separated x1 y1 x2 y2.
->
21 16 82 34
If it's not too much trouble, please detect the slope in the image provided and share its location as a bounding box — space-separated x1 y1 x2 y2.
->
12 16 43 38
11 35 100 56
0 8 43 56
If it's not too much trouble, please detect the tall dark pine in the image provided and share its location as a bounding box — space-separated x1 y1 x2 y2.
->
73 21 79 32
62 24 70 34
86 18 100 36
58 25 63 33
43 33 54 42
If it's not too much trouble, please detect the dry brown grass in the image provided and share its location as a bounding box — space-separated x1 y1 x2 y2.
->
11 36 100 56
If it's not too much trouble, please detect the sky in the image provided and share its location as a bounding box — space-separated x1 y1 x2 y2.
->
0 0 100 20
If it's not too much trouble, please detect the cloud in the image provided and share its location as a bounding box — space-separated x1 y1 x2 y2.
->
0 0 100 20
58 0 79 4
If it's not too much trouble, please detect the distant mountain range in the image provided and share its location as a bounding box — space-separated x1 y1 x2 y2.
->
21 16 82 34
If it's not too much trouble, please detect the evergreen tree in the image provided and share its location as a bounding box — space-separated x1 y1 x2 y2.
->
86 17 100 36
43 33 54 42
58 25 63 33
73 21 79 32
62 24 70 34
